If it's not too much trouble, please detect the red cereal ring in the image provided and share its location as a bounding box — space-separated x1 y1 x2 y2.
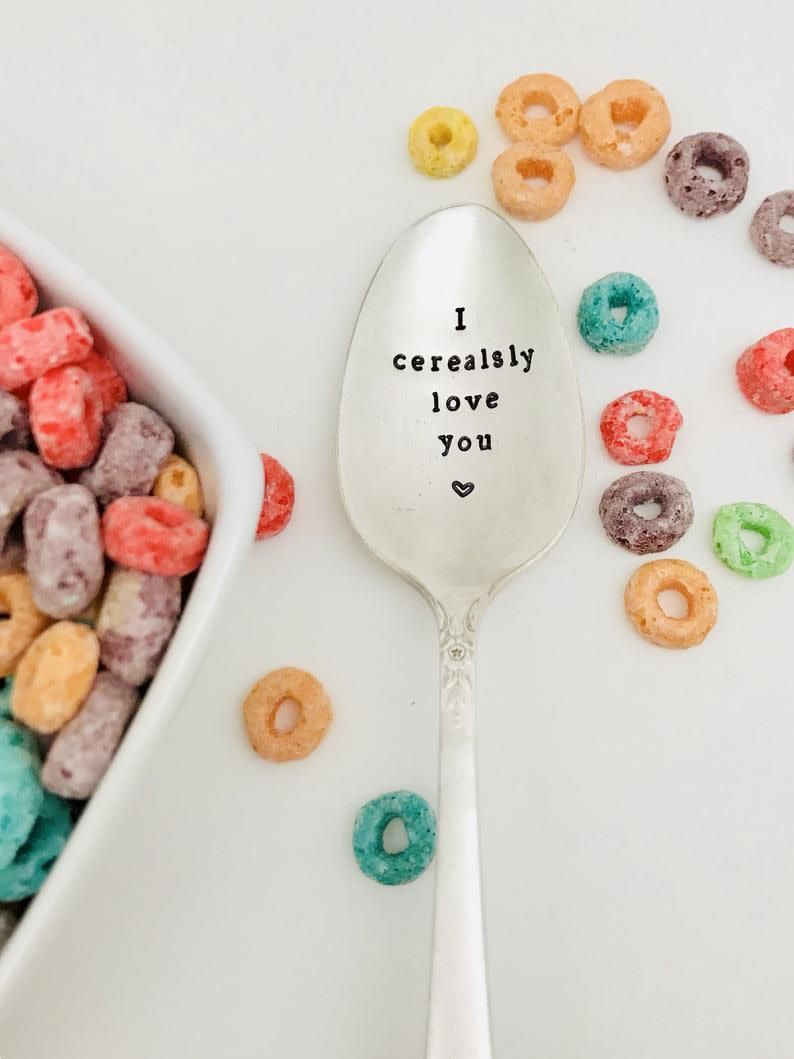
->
256 453 295 540
0 307 93 391
600 389 683 465
77 353 127 413
0 246 37 329
736 328 794 414
102 496 210 576
30 366 103 469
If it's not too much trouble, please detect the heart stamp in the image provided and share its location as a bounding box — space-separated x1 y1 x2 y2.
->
451 481 475 498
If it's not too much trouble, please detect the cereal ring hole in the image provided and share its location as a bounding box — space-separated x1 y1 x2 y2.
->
522 91 557 120
627 414 653 438
428 124 453 149
381 816 410 855
657 588 689 619
610 97 648 133
738 527 768 555
271 696 301 735
778 213 794 234
516 157 553 188
633 500 662 520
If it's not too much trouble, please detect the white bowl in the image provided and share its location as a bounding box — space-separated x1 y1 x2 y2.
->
0 210 262 987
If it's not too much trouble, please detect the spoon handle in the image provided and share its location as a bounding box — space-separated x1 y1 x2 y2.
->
426 608 493 1059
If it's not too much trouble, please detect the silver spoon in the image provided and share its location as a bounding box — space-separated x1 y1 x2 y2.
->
338 203 584 1058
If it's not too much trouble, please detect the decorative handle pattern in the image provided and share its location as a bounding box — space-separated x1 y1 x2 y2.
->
425 601 493 1059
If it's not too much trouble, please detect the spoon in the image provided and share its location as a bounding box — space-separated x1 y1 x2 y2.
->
338 203 584 1058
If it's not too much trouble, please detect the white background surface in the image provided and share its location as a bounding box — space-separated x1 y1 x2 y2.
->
1 2 794 1056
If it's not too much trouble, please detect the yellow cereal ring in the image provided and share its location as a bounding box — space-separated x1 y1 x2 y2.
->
579 79 671 171
495 73 580 146
153 455 204 517
407 107 478 179
624 559 717 649
12 622 99 733
0 573 51 677
491 142 575 220
242 667 332 762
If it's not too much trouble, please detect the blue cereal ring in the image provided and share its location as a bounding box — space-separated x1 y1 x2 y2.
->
0 678 12 718
0 718 43 871
0 791 72 901
353 790 436 886
577 271 659 355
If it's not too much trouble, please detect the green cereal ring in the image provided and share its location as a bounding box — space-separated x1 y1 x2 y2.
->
0 791 72 901
712 502 794 579
577 271 659 355
0 718 43 871
0 677 12 718
353 790 436 886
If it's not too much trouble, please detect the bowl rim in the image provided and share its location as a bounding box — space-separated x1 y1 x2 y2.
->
0 209 263 990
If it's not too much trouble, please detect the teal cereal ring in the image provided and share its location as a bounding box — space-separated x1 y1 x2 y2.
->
0 790 72 901
353 790 436 886
0 676 12 717
0 717 43 870
712 502 794 579
577 272 659 355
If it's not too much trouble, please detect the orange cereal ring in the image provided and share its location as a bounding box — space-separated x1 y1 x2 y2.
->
153 455 204 517
0 573 51 677
624 559 717 649
12 621 99 733
495 73 580 146
579 79 671 171
492 142 575 220
242 667 332 763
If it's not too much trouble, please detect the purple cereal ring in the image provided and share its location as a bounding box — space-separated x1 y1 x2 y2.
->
750 191 794 267
41 670 139 799
24 484 104 619
0 389 30 449
599 470 694 554
79 402 174 506
664 132 749 218
96 565 181 686
0 450 62 549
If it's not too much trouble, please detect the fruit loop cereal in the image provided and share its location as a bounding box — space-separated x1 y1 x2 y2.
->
408 107 478 179
30 365 103 468
736 328 794 414
712 502 794 579
0 450 61 548
42 671 140 799
353 790 436 886
577 272 659 355
0 307 93 391
495 73 580 146
12 621 100 734
0 573 51 677
242 667 332 762
80 402 174 505
600 389 683 465
256 454 295 539
0 246 37 329
102 496 209 577
664 132 749 220
599 471 693 554
0 719 43 870
579 79 671 170
96 566 181 686
624 558 718 649
77 353 127 412
0 790 72 901
492 142 575 220
24 485 105 619
153 454 204 517
750 192 794 267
